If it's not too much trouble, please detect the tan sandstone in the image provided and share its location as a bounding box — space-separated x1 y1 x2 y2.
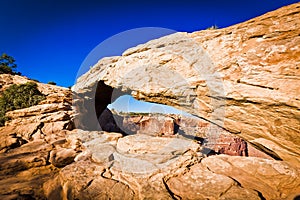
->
1 3 300 200
73 3 300 167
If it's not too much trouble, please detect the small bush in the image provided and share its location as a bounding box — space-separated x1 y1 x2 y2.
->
0 82 46 126
47 81 56 85
30 78 40 83
206 25 218 30
0 53 18 75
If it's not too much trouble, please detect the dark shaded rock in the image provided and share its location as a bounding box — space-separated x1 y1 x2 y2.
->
49 148 77 168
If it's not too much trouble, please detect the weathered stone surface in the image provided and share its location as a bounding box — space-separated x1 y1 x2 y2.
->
0 139 60 199
137 115 175 136
73 3 300 166
1 3 300 200
91 144 115 164
201 155 300 200
43 160 136 200
212 133 247 156
117 134 200 155
0 74 71 97
0 132 27 153
0 140 51 176
6 103 71 119
0 165 59 200
0 74 75 198
113 134 201 174
67 129 123 147
0 130 76 199
56 131 202 199
166 155 300 200
218 186 261 200
49 148 78 168
110 134 202 199
167 163 259 200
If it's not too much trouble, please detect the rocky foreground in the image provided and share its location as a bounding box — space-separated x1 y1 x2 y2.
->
1 3 300 200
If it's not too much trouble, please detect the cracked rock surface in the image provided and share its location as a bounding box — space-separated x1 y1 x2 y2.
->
43 130 300 200
1 3 300 200
74 2 300 167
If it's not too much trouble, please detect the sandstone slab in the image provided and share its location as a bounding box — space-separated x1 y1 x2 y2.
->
43 160 136 200
49 148 78 168
201 155 300 200
166 163 259 200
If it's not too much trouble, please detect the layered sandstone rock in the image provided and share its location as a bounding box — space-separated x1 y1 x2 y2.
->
119 113 273 158
1 3 300 200
73 3 300 167
122 114 177 136
43 130 300 200
0 74 78 199
0 74 69 96
168 155 300 200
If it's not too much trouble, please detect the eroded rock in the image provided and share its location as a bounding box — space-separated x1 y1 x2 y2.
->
49 148 78 168
166 163 259 199
43 160 136 200
73 2 300 166
1 3 300 200
0 74 75 198
201 155 300 200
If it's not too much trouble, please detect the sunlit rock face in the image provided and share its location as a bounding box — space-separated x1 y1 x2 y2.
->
67 4 300 199
1 3 300 200
73 3 300 167
0 74 76 199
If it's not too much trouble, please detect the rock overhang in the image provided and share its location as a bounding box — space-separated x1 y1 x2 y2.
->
73 3 300 166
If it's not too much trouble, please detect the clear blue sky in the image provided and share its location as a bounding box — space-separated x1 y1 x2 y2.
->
107 94 194 115
1 0 298 114
1 0 298 87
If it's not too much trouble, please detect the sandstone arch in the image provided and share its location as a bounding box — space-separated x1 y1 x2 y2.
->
73 3 300 166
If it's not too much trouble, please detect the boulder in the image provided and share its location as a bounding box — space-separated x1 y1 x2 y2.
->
49 148 78 168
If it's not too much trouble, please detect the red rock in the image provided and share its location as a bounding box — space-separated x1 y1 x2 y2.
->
214 135 247 156
137 116 175 136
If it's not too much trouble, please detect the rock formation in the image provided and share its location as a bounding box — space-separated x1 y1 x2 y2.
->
0 3 300 200
73 2 300 168
0 74 76 199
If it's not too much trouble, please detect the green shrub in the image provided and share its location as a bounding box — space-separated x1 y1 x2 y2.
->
0 82 46 126
47 81 56 85
0 53 18 75
30 78 40 83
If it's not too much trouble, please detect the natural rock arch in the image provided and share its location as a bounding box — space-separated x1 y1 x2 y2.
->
73 4 300 166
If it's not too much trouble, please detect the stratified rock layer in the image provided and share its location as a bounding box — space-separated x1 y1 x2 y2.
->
73 3 300 167
1 3 300 200
43 130 300 200
0 74 77 199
